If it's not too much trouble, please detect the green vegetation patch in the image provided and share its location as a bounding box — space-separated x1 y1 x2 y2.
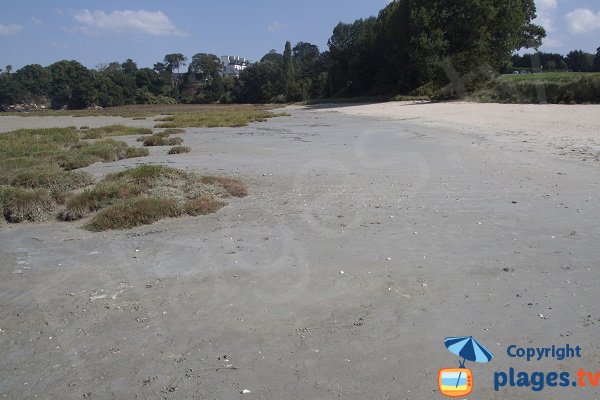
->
168 146 191 155
60 165 245 231
59 140 149 170
80 124 153 139
154 106 288 128
469 73 600 104
0 186 55 223
141 133 184 146
0 126 151 226
85 197 182 232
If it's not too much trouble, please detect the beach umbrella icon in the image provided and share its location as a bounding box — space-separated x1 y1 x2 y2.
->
444 336 493 389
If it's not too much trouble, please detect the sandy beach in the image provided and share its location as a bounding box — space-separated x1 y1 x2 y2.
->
319 101 600 162
0 104 599 399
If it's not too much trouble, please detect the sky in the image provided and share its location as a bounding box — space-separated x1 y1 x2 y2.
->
0 0 599 70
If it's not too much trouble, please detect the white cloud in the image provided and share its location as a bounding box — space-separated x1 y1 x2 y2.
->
541 37 563 48
267 22 286 33
30 17 42 25
534 0 558 32
73 9 187 37
0 23 24 36
566 8 600 34
537 0 557 12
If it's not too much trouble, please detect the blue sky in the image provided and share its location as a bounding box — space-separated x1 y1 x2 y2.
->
1 0 599 70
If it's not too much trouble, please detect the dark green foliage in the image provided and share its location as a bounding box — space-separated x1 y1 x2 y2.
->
565 50 596 72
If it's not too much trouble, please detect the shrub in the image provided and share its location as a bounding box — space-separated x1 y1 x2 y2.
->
11 167 94 192
60 181 144 221
141 133 184 146
59 140 147 170
168 146 191 155
0 187 55 222
85 197 182 231
103 165 186 186
162 128 186 135
184 197 225 216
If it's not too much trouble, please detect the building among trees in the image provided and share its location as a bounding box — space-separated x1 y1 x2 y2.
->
220 56 248 78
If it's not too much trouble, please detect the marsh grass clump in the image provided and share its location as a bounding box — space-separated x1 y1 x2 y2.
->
81 125 153 139
59 139 149 170
200 176 248 197
104 165 186 186
60 181 145 221
0 126 152 225
155 108 287 128
11 167 94 193
184 197 225 216
162 128 186 135
61 165 248 230
141 132 184 146
0 186 55 222
85 197 182 231
168 146 191 155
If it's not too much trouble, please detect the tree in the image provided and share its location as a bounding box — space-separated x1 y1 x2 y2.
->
593 47 600 72
5 65 12 74
13 64 52 101
282 41 295 99
47 60 97 109
163 53 187 75
189 53 221 80
121 59 138 76
566 50 594 72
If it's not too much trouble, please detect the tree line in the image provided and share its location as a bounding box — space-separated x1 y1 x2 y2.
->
511 50 600 73
1 0 599 109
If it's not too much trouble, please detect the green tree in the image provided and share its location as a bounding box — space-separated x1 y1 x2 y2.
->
593 46 600 72
565 50 595 72
13 64 52 102
47 60 97 109
164 53 188 74
282 41 295 99
121 59 138 76
189 53 221 80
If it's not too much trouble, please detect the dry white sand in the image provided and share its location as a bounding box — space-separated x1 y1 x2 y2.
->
321 101 600 161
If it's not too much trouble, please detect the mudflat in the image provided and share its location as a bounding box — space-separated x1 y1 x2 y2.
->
1 105 598 399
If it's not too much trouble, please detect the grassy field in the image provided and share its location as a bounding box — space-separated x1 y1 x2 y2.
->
3 104 289 127
499 72 600 83
469 72 600 104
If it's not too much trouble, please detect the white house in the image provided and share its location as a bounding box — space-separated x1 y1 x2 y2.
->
221 56 249 78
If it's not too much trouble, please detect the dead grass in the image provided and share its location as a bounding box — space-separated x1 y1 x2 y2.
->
168 146 191 154
81 125 153 139
200 176 248 197
184 197 225 216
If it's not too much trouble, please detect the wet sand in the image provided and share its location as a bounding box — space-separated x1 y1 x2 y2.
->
0 106 598 399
